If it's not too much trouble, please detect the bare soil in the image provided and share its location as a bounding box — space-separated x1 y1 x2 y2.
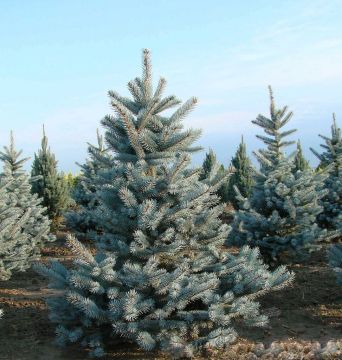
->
0 232 341 359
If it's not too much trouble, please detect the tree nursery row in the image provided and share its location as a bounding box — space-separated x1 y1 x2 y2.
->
0 50 341 359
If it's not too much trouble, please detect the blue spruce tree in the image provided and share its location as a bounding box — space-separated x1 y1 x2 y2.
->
328 243 342 285
65 129 113 237
200 148 219 180
227 87 327 260
31 126 71 225
311 114 342 235
226 136 254 208
0 179 25 280
35 50 293 358
0 133 54 280
293 140 310 173
321 146 342 285
199 148 229 203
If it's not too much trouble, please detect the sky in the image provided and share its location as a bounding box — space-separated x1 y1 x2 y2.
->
0 0 341 172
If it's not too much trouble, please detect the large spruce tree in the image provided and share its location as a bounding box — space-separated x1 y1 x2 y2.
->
311 115 342 234
0 133 54 280
227 87 327 260
36 50 293 358
65 129 113 236
226 136 254 208
31 126 70 222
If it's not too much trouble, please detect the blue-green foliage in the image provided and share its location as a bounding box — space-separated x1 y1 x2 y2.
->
31 127 71 220
328 244 342 285
200 148 219 181
0 133 54 280
0 179 24 280
36 50 293 358
293 140 310 173
311 115 342 236
65 130 112 236
228 87 327 260
226 137 254 208
36 235 293 357
199 148 233 203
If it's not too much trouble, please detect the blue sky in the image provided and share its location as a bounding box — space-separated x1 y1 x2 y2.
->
0 0 341 172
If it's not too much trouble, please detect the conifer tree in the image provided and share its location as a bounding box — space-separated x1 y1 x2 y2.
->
227 87 327 260
0 180 24 280
31 126 71 222
64 172 79 191
311 115 342 234
36 50 293 358
293 140 310 173
200 148 217 180
0 133 54 280
328 243 342 285
226 136 254 208
199 148 229 202
65 129 112 236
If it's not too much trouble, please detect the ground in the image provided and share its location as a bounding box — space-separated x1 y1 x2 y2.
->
0 232 341 360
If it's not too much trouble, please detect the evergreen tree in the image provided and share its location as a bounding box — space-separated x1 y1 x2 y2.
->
199 148 229 202
65 129 112 236
0 180 25 280
200 148 217 180
227 87 327 260
311 115 342 233
0 133 54 280
36 51 293 358
31 126 71 222
226 136 254 208
64 172 79 191
328 243 342 285
293 140 310 173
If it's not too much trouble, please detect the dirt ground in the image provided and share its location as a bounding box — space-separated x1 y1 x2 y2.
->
0 232 341 360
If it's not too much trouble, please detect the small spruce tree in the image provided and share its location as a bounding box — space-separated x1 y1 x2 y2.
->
227 87 327 260
0 179 25 280
311 115 342 234
65 129 112 236
36 50 293 358
31 126 71 222
64 172 79 191
200 148 218 180
293 140 310 173
199 148 228 202
0 133 54 280
226 136 254 208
